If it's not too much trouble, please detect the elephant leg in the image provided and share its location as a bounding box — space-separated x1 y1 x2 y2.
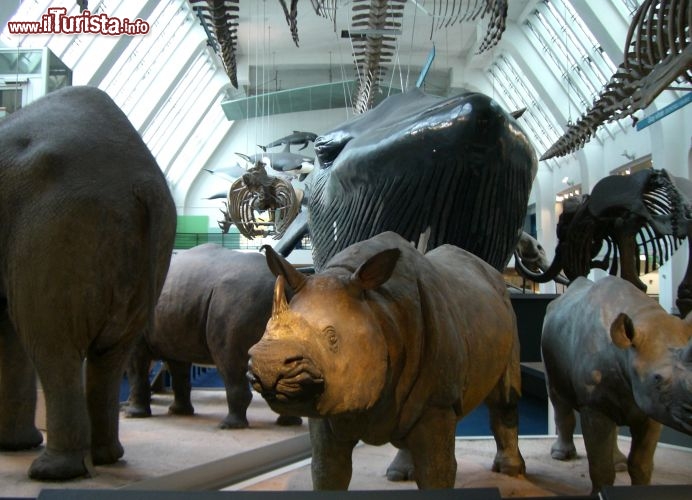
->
580 408 617 495
627 417 661 485
86 338 131 465
30 350 92 480
614 232 647 291
386 448 415 482
485 380 525 476
123 335 152 418
0 308 43 450
167 359 194 415
404 407 458 489
309 418 357 490
547 384 577 461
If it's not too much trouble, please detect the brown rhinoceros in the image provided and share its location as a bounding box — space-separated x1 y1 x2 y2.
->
541 276 692 494
248 231 525 489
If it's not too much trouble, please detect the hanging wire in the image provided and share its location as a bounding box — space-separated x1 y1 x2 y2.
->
405 0 420 90
252 0 259 151
245 2 251 154
261 0 267 148
386 2 402 98
491 46 496 100
562 0 572 126
335 4 353 121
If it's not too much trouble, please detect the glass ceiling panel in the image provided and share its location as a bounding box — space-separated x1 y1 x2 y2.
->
1 0 231 185
157 68 214 167
489 53 563 162
101 1 180 107
143 51 207 156
57 1 125 82
613 0 645 18
523 0 626 145
168 92 230 186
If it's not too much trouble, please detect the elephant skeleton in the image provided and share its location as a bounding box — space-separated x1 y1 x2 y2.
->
515 168 692 315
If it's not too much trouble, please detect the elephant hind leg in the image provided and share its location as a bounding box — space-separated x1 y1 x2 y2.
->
31 352 91 480
8 294 92 479
29 448 93 481
0 311 43 450
86 337 134 466
122 335 153 418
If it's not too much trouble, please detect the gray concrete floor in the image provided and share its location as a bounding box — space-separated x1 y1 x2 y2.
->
1 389 690 498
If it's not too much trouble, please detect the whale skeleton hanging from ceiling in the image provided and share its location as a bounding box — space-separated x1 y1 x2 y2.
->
316 0 508 113
186 0 507 113
541 0 692 161
188 0 242 88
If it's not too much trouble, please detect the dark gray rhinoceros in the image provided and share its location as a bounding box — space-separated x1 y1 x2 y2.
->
125 243 300 429
541 276 692 494
277 88 537 271
0 86 176 480
248 231 525 489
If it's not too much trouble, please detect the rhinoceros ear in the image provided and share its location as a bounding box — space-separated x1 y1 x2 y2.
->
611 313 636 348
261 244 306 291
272 275 290 319
351 248 401 290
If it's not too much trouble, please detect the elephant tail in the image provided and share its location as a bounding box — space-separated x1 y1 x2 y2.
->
132 180 176 334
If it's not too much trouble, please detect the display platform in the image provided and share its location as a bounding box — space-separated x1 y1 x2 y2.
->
1 390 690 499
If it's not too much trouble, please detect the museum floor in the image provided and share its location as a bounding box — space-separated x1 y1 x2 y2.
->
1 389 691 499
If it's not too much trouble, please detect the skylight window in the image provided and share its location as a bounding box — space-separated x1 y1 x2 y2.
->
524 0 624 144
489 54 563 160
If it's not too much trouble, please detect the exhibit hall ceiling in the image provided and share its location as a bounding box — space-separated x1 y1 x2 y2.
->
1 0 688 199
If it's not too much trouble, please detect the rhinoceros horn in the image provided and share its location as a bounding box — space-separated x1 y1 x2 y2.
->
272 275 290 320
262 244 306 291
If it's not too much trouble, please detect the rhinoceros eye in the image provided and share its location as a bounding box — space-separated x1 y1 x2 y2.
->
322 326 339 353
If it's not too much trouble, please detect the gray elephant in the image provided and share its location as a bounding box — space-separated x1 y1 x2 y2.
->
274 88 537 273
0 86 176 480
124 243 301 429
542 276 692 493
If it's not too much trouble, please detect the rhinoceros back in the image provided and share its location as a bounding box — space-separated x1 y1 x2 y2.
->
324 232 519 423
